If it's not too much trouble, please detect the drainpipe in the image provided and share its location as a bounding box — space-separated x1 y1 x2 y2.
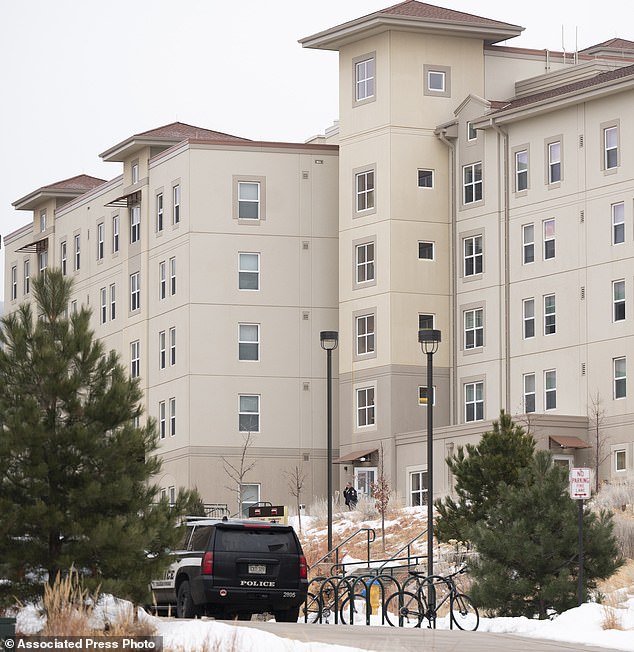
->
436 128 457 424
490 119 511 412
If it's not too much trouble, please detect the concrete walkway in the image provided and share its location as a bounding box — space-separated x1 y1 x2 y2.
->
228 620 625 652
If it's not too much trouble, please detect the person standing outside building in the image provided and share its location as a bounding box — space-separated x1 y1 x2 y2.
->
343 482 358 510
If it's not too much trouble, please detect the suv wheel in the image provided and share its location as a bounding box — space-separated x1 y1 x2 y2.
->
274 606 300 623
176 580 198 619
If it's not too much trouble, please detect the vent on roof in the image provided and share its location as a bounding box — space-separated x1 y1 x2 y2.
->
581 362 586 376
579 134 584 148
580 210 585 223
581 286 585 300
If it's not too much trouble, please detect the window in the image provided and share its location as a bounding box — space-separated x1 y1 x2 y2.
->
516 150 528 191
544 295 556 335
467 121 477 141
418 241 434 260
112 215 120 253
74 234 81 271
170 327 176 366
356 314 375 356
71 300 77 315
614 357 626 399
548 141 561 183
604 126 618 170
545 370 557 409
523 298 535 339
23 260 30 294
465 381 484 422
60 241 67 275
543 219 555 260
522 224 535 264
612 202 625 245
239 253 260 290
169 398 176 436
159 401 166 439
156 193 164 232
159 261 167 300
109 284 116 321
355 56 375 102
418 386 436 406
463 163 482 204
419 314 434 331
463 235 483 276
427 70 445 92
464 308 483 349
355 242 375 284
38 251 47 275
356 387 375 427
130 272 140 312
615 449 627 472
100 287 107 324
410 470 428 507
239 324 259 361
170 257 176 295
11 265 17 300
130 340 140 379
418 169 434 188
238 181 260 219
355 169 375 212
97 223 105 260
524 373 536 413
614 280 625 322
130 206 140 244
159 331 166 369
39 209 46 232
240 483 261 518
131 162 139 184
173 185 181 224
239 395 260 432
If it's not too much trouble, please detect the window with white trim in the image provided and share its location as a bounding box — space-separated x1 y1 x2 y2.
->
100 287 107 324
464 308 483 349
11 265 17 300
545 370 557 410
356 387 375 427
417 169 434 188
355 169 375 212
131 162 139 184
612 202 625 245
238 181 260 219
463 235 483 276
516 150 528 191
39 209 46 232
614 357 626 399
410 470 428 507
23 260 30 294
356 242 375 284
38 251 47 276
615 449 626 472
523 298 535 339
419 314 434 331
130 205 140 244
97 223 105 260
427 70 445 92
524 373 536 413
522 224 534 264
356 314 375 356
613 280 625 322
604 126 618 170
240 483 261 518
355 56 375 102
543 219 555 260
159 261 166 300
239 253 260 290
544 294 556 335
418 241 434 260
60 241 67 275
170 327 176 366
74 234 81 271
110 283 116 321
169 257 176 295
463 163 482 204
130 272 140 312
159 401 166 439
169 397 176 436
465 382 484 422
173 185 181 224
548 141 561 183
467 121 477 141
239 395 260 432
159 331 166 370
239 324 259 361
130 340 140 379
156 193 164 232
418 386 435 406
112 215 120 253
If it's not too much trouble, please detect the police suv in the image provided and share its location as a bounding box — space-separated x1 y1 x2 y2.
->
150 517 308 621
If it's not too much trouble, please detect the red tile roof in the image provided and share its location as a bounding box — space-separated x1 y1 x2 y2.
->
133 121 249 142
40 174 107 193
580 38 634 53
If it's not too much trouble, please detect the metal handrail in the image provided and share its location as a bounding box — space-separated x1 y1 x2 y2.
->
375 526 429 573
309 527 376 573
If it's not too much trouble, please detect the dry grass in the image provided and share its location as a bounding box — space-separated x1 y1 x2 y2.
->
600 593 626 631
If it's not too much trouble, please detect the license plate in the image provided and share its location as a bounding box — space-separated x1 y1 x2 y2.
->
249 564 266 575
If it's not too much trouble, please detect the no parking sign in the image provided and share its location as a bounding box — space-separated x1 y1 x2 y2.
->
569 467 591 500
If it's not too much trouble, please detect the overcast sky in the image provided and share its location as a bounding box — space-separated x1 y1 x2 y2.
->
0 0 628 301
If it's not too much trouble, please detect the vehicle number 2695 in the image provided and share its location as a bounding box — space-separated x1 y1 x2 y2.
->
282 591 296 598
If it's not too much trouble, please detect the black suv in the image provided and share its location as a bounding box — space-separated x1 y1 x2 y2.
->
150 517 308 621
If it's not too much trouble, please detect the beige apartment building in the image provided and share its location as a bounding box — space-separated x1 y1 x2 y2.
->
4 1 634 514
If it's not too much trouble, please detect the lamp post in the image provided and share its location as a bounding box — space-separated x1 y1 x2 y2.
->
320 330 338 554
418 328 441 586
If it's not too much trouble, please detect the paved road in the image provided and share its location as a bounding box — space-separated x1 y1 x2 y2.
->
227 620 625 652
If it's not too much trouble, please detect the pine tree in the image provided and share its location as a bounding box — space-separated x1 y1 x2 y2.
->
468 451 623 618
435 411 535 543
0 270 197 606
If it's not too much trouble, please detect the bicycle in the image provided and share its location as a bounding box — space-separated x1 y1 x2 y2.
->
385 567 479 630
304 577 352 624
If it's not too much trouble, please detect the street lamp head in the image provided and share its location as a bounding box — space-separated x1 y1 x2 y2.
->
320 330 339 351
418 329 441 355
